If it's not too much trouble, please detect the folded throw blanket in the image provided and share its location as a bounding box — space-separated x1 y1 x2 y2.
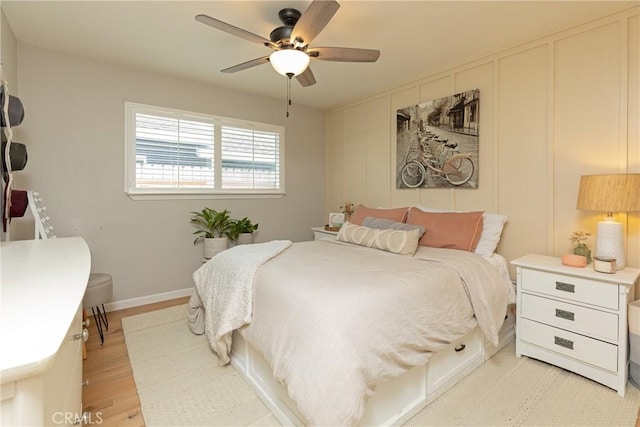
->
187 291 205 335
193 240 292 364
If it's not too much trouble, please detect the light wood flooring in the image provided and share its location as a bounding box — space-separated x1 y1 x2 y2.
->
82 297 189 427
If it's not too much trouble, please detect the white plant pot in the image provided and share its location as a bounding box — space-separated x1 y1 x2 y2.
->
236 233 254 245
203 237 228 259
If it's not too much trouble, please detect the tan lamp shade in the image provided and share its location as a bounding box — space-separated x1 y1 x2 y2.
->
576 174 640 213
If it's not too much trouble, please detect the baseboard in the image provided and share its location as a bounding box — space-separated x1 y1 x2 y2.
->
104 287 193 312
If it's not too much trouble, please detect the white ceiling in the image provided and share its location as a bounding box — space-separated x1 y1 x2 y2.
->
2 1 637 110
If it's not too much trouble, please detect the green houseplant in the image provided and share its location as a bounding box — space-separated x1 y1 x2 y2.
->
190 208 234 259
230 217 259 245
570 230 592 264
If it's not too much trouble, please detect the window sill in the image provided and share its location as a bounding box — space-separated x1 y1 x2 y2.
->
126 191 285 201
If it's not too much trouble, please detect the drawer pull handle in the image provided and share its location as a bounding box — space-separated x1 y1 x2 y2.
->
454 344 466 352
555 309 575 321
555 281 575 293
554 336 574 350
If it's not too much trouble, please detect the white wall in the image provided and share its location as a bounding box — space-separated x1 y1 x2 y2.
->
13 44 325 305
1 9 17 89
325 7 640 297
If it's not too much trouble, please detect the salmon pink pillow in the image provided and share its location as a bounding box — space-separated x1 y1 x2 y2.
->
406 208 484 252
349 205 409 226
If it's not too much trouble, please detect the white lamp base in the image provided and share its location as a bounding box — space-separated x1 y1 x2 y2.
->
595 217 625 269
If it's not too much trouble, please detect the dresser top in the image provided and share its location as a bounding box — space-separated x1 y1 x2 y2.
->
0 237 91 383
512 254 640 286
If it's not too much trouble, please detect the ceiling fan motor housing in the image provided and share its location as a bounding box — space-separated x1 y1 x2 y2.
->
270 8 301 44
270 26 293 44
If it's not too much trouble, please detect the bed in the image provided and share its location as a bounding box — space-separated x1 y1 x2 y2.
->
189 207 515 426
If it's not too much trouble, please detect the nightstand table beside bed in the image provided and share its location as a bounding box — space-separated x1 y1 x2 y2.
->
512 254 640 396
311 226 339 241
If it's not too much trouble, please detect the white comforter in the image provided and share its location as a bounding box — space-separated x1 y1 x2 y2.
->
195 239 511 426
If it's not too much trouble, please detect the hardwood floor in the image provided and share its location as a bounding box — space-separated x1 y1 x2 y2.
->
82 297 189 427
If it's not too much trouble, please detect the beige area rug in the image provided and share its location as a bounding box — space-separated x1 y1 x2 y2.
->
122 304 640 426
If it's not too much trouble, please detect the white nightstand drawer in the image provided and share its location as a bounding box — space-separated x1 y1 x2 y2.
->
519 318 618 372
521 269 618 310
521 293 619 341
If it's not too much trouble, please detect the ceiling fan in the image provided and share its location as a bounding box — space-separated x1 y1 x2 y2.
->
195 0 380 87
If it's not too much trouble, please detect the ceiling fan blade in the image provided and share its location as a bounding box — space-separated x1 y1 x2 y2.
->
308 47 380 62
221 56 271 73
290 0 340 47
296 67 317 87
195 14 276 48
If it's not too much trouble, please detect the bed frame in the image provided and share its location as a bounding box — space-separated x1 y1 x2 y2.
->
231 311 515 426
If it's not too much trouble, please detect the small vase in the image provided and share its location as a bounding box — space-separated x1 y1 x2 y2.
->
573 243 592 264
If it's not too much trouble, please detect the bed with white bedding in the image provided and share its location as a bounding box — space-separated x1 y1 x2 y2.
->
190 235 514 426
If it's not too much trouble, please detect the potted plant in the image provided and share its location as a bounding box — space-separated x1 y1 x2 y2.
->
570 230 592 264
190 208 234 259
230 217 259 245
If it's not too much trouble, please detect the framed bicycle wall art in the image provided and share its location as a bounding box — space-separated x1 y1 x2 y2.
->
396 89 479 189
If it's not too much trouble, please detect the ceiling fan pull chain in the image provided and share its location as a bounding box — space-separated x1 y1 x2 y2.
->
286 73 293 118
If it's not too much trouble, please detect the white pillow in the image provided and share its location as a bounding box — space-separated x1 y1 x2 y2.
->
415 205 507 257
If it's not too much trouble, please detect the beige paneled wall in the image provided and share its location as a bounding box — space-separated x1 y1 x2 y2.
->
497 45 550 260
555 22 622 255
365 96 392 208
325 7 640 296
343 105 366 204
326 111 345 213
628 14 640 277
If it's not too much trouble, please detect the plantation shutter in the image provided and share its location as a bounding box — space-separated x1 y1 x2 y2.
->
135 113 215 189
221 125 280 189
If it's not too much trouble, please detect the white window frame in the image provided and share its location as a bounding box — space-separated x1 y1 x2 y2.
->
124 102 285 199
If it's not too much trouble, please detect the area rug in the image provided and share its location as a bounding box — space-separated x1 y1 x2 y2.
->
123 304 640 426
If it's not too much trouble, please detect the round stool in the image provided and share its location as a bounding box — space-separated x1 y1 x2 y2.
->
83 273 113 345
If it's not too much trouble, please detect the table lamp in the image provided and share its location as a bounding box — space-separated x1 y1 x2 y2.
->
576 174 640 270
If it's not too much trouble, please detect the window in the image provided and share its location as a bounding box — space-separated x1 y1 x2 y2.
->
125 102 284 198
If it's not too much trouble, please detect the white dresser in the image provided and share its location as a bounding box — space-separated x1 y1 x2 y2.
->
1 237 91 426
512 254 639 396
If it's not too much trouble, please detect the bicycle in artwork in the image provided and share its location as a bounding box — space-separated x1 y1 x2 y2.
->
400 131 475 188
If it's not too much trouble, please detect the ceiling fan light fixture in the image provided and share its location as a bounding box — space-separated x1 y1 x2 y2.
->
269 49 310 77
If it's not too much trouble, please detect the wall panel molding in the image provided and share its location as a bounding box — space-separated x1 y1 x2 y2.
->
325 8 640 289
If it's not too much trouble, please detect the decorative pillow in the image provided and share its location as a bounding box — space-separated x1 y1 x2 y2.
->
348 205 409 226
406 208 484 252
362 217 426 237
416 205 507 256
337 221 421 255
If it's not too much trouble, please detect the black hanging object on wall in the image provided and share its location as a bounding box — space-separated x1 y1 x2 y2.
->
1 134 28 172
0 88 25 127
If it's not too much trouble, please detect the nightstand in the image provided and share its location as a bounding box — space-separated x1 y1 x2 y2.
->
311 227 339 241
512 254 639 396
